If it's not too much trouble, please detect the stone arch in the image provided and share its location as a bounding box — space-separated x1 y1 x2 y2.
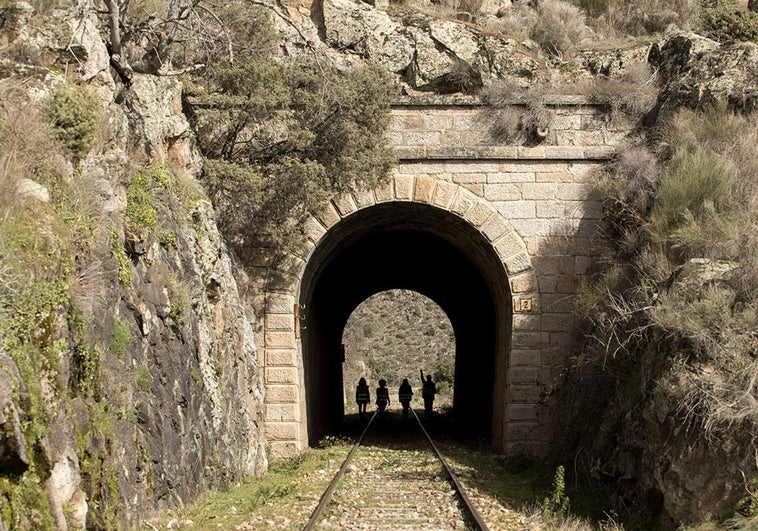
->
261 174 540 459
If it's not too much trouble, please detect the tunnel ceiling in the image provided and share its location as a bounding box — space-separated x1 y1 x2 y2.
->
301 202 509 313
299 202 512 442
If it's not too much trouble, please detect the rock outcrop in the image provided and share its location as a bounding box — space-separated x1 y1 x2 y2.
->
0 350 29 476
0 2 266 527
275 0 652 93
650 31 758 114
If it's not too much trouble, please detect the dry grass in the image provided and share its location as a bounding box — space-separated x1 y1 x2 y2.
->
480 81 551 144
520 503 625 530
585 61 659 117
586 0 698 39
0 86 67 215
583 103 758 447
395 0 696 58
532 0 594 59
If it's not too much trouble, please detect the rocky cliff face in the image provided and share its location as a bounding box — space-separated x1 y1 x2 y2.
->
0 2 265 528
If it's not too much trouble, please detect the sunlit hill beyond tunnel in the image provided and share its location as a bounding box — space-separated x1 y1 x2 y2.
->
298 201 513 444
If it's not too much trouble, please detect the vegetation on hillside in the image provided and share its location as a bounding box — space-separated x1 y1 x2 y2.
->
408 0 755 61
568 102 758 526
341 290 456 412
0 84 78 530
185 3 396 252
584 103 758 432
0 79 206 528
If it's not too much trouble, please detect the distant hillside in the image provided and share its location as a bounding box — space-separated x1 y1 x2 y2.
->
341 290 455 412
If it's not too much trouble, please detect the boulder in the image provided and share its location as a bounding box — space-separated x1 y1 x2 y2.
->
668 258 740 301
650 32 758 114
16 178 50 203
323 0 414 73
319 0 546 91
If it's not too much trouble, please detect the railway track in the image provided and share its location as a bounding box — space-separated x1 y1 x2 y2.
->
303 409 490 531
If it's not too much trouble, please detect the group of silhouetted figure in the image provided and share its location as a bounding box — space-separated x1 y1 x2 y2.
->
355 370 437 420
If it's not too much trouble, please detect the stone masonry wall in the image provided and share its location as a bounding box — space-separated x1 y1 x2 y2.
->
260 96 634 458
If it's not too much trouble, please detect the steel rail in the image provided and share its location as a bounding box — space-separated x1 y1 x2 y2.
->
411 408 491 531
303 408 490 530
302 410 377 531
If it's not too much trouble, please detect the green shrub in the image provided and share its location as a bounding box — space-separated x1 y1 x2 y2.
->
735 476 758 517
134 364 153 391
190 5 394 252
649 147 736 257
0 467 56 530
158 230 177 250
77 401 122 529
126 170 158 232
167 275 188 326
109 318 131 357
542 465 570 521
109 226 132 286
70 343 103 399
700 0 758 42
47 82 100 161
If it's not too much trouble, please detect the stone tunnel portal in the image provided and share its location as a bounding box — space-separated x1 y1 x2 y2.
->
299 201 513 444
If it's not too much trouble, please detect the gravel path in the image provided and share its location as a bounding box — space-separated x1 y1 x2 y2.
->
314 437 474 530
159 411 574 530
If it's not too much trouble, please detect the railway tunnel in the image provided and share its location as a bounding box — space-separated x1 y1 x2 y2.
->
298 200 513 444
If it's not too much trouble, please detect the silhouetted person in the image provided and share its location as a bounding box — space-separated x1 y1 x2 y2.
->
356 377 370 418
376 379 390 417
398 378 413 420
420 370 436 417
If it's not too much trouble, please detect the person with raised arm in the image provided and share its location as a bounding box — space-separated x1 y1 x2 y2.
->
420 369 436 417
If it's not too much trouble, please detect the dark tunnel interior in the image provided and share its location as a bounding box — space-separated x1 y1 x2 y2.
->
299 202 512 445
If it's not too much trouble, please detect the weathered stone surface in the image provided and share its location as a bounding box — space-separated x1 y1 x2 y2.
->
0 349 28 475
668 258 740 300
406 25 457 91
0 1 32 47
16 178 50 202
128 74 200 166
323 0 414 73
482 35 548 86
578 44 652 78
650 32 758 114
429 19 480 63
44 440 82 531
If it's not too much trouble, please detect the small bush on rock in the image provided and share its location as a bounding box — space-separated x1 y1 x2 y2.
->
700 0 758 42
531 0 593 58
47 82 100 162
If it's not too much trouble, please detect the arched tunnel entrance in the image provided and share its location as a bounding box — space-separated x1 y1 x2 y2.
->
299 201 513 445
